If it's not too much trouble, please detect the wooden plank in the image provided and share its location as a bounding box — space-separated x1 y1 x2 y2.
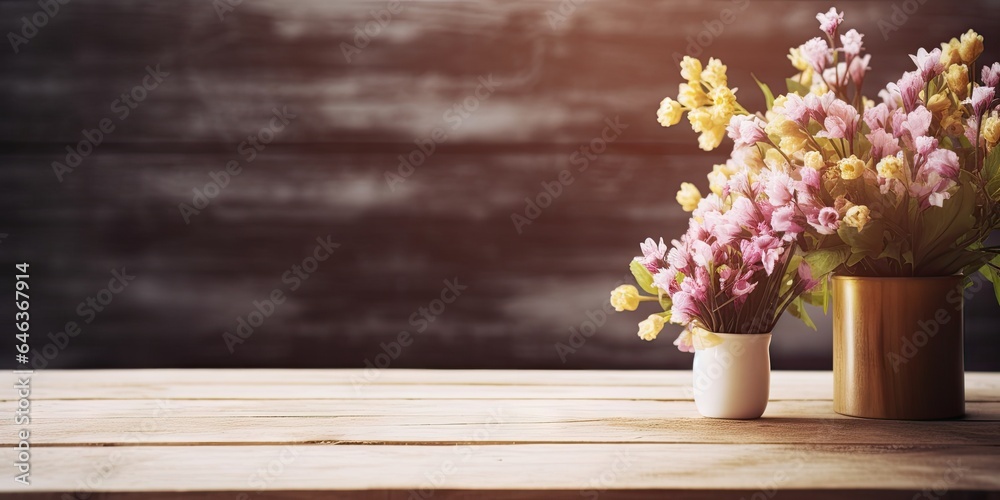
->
3 444 998 494
6 370 1000 401
2 398 998 447
1 0 998 144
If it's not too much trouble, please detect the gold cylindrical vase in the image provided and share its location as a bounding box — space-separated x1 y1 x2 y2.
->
832 276 965 420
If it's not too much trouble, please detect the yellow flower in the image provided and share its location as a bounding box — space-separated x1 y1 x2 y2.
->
698 125 727 151
838 155 866 180
676 182 702 211
945 64 969 98
844 205 871 231
779 135 808 155
940 38 962 66
764 112 802 138
707 170 727 196
804 151 825 170
941 109 966 137
983 113 1000 151
708 162 740 196
657 97 683 127
703 58 728 88
687 107 713 133
926 93 951 114
876 155 904 180
959 29 984 64
788 46 810 72
678 83 709 109
680 56 702 83
610 285 641 312
764 147 787 169
709 86 736 124
638 314 667 341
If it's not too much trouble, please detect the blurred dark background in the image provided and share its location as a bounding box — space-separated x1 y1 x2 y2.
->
1 0 998 370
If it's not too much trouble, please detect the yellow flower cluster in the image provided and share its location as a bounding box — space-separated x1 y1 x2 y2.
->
610 285 641 312
787 46 814 87
941 30 984 66
838 155 866 180
983 112 1000 154
707 162 739 196
876 155 904 181
804 151 826 170
676 182 703 212
655 56 741 151
844 205 871 231
945 64 969 99
638 314 667 341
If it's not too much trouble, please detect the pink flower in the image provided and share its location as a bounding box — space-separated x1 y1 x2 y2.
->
914 136 938 156
923 148 960 179
910 47 944 81
809 207 840 235
816 8 843 37
868 128 901 160
652 269 674 293
864 103 890 130
727 115 768 147
966 115 980 145
887 71 924 112
797 261 820 292
771 204 803 234
776 93 810 126
848 54 871 85
799 167 821 190
801 37 831 73
705 215 742 246
673 332 695 353
690 240 715 268
732 275 757 298
983 62 1000 87
817 99 859 140
754 235 785 275
729 196 760 228
897 106 932 147
639 237 668 272
763 169 794 206
805 91 836 124
909 177 956 208
670 291 700 324
965 86 996 116
840 29 863 56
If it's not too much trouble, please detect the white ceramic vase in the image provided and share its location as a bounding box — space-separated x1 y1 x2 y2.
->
691 332 772 419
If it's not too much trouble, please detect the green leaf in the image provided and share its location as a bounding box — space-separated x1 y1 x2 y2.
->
804 246 850 278
786 297 817 330
978 254 1000 306
984 140 1000 180
986 174 1000 202
786 78 810 96
913 179 977 271
800 277 830 314
629 259 658 295
753 73 775 110
659 294 673 312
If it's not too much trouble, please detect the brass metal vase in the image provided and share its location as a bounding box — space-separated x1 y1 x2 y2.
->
832 276 965 420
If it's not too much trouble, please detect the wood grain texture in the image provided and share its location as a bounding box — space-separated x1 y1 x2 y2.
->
1 369 999 498
1 0 999 145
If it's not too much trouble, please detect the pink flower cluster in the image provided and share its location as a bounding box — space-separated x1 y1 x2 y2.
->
638 174 819 349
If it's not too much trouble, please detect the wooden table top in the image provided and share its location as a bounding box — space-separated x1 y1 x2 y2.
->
3 369 1000 499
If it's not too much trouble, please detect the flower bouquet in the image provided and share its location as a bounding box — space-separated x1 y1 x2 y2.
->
612 8 1000 419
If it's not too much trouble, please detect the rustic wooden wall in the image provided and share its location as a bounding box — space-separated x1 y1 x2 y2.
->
1 0 998 369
